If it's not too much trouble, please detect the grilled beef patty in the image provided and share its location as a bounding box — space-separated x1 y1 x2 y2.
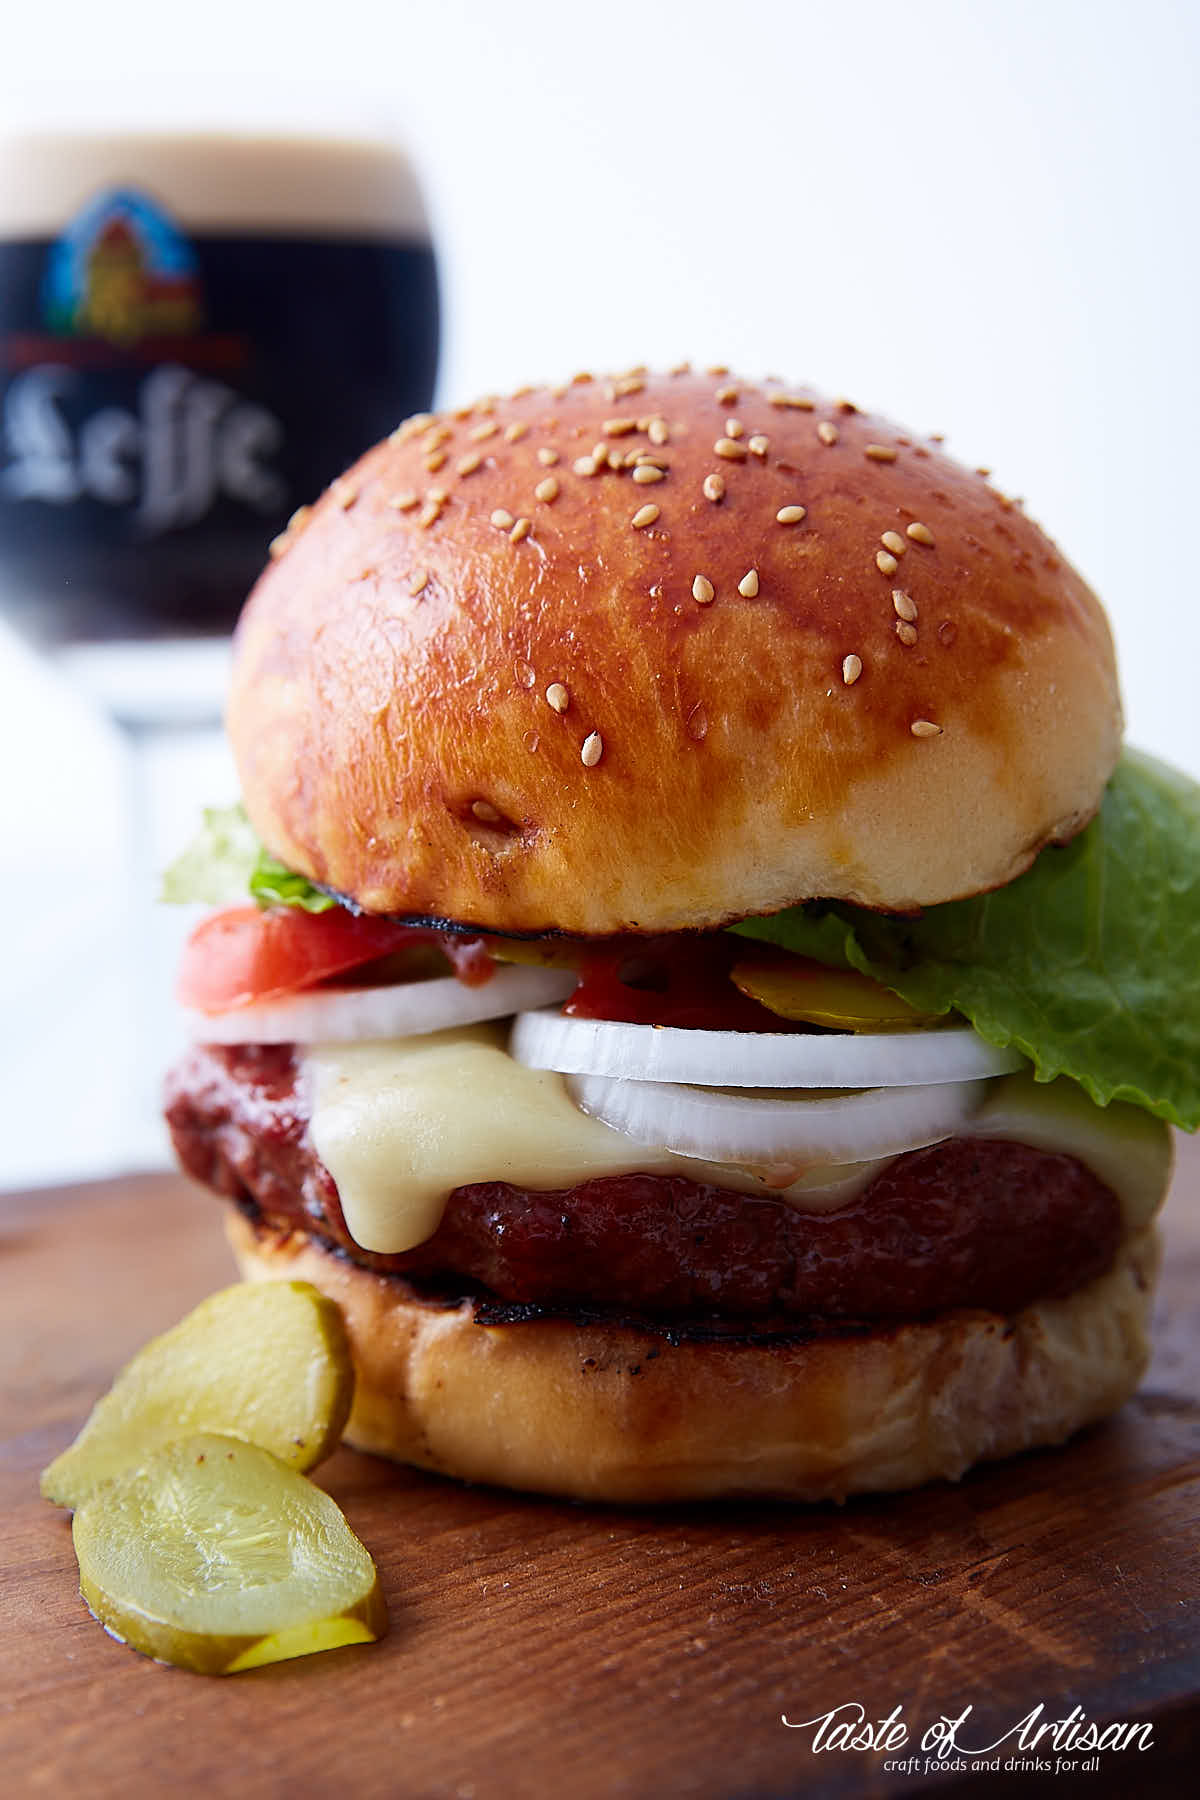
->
166 1043 1123 1325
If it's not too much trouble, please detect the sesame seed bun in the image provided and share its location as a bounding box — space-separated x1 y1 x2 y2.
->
226 1210 1160 1504
228 367 1122 934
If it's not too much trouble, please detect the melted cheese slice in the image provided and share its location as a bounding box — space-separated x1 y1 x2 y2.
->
966 1071 1173 1233
304 1028 1173 1255
306 1025 699 1253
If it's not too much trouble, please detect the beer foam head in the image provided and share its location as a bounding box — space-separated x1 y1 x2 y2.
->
0 130 431 241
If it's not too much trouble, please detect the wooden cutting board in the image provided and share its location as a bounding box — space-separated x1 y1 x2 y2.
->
3 1140 1198 1800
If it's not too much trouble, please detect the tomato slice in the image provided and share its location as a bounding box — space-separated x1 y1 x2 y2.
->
177 906 437 1014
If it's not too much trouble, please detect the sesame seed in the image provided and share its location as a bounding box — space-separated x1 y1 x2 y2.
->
603 417 638 436
881 530 907 556
287 504 312 532
470 421 500 442
572 371 594 386
725 420 745 441
510 517 532 542
836 398 859 415
332 479 358 508
537 447 560 466
428 486 449 505
504 421 530 443
692 574 715 604
715 384 738 404
592 442 611 464
268 531 290 558
748 435 769 458
895 621 918 646
388 491 420 511
715 437 748 460
876 550 899 576
892 589 918 622
423 424 452 448
410 572 429 596
456 452 483 476
471 800 502 823
817 422 839 446
707 364 730 377
581 731 604 768
975 466 992 478
738 569 760 598
392 412 434 442
776 505 807 524
865 444 898 463
907 521 935 545
632 464 665 484
703 472 726 501
424 450 447 472
535 476 560 503
545 682 570 713
769 393 815 410
573 456 598 476
511 384 534 400
491 508 515 530
631 503 660 529
614 375 645 397
911 719 943 738
648 417 670 445
418 504 441 529
633 450 668 467
842 654 863 685
669 360 691 376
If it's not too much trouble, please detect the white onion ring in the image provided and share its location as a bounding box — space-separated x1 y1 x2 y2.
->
567 1072 984 1167
185 966 577 1045
511 1008 1025 1089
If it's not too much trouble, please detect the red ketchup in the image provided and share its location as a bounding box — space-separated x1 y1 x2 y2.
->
563 934 810 1031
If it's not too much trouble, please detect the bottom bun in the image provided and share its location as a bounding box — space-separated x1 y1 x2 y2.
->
226 1212 1160 1504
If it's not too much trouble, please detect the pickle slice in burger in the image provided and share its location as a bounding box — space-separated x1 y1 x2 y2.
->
730 956 941 1031
73 1435 386 1674
41 1282 353 1511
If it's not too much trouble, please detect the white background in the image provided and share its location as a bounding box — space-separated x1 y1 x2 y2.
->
1 0 1197 1186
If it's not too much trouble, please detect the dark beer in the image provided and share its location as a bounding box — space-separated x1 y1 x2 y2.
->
0 132 439 645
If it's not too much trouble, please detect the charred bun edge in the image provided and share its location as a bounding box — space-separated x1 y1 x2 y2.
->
226 1213 1159 1504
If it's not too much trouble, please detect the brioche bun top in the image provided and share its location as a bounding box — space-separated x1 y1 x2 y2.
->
228 367 1122 935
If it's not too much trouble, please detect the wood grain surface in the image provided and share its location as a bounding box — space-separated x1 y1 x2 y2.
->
2 1138 1197 1800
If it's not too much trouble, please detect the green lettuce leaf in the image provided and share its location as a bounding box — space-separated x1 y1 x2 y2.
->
248 853 338 914
731 750 1200 1131
161 805 336 914
160 804 260 906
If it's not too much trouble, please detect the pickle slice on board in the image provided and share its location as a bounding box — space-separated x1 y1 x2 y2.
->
42 1282 353 1510
731 958 941 1030
73 1435 386 1674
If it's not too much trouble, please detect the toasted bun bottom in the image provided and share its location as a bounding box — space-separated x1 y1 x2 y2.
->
225 1213 1159 1503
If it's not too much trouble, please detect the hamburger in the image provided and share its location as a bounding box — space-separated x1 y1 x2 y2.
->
164 366 1199 1503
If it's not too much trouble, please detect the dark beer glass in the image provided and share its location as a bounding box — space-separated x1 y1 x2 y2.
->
0 129 438 1174
0 130 439 648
